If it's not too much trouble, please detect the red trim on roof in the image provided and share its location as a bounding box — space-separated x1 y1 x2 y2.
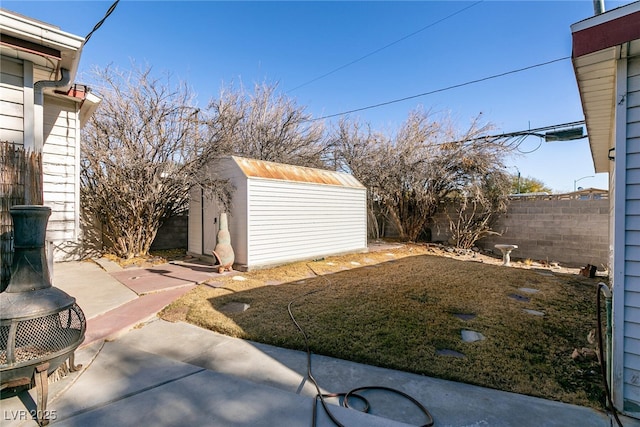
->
572 10 640 57
54 85 87 100
0 34 62 60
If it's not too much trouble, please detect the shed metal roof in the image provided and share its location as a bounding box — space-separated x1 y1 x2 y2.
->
230 156 365 189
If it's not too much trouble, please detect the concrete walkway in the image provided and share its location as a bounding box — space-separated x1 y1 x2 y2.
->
1 259 637 427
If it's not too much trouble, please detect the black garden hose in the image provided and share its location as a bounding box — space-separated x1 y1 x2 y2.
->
287 268 434 427
596 283 623 427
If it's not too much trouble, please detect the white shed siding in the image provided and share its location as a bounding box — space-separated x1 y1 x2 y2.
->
42 96 79 257
189 156 368 269
624 54 640 411
187 159 249 262
0 57 24 145
224 160 249 265
246 178 367 267
188 187 203 255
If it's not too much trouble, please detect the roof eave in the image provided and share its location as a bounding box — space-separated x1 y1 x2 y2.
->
0 9 84 87
571 1 640 174
571 47 618 173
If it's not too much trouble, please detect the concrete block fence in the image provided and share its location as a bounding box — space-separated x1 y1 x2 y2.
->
426 194 609 268
475 197 609 267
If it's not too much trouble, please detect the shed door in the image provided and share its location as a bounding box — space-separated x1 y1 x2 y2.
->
203 195 220 255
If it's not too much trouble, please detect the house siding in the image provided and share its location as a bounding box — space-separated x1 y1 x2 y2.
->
0 57 24 145
245 178 367 268
42 96 80 260
624 54 640 413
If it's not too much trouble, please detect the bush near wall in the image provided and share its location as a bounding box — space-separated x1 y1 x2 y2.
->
383 190 609 268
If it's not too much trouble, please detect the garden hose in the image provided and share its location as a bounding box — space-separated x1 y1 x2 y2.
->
596 283 623 427
288 266 434 427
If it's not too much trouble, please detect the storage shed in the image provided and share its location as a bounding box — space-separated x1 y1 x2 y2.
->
188 156 368 270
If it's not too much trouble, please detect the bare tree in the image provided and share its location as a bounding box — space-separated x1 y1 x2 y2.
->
208 82 328 167
81 65 229 259
447 170 511 249
333 109 512 242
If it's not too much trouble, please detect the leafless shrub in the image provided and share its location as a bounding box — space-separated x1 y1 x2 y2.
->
208 81 328 167
446 170 511 249
81 65 230 259
333 109 512 242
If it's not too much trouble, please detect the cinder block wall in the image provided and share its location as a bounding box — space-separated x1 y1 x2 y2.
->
475 198 609 267
398 196 610 268
151 215 188 250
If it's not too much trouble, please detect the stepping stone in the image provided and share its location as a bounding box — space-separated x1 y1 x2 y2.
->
508 293 530 303
523 309 545 317
454 313 477 321
220 302 250 313
518 287 539 294
436 349 466 358
461 330 485 343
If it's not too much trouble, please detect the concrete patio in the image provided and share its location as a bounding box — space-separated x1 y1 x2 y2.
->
1 258 637 427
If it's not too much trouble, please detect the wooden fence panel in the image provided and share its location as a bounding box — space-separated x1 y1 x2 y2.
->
0 141 42 290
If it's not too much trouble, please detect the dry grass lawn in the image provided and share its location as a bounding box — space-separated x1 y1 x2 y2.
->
160 244 605 409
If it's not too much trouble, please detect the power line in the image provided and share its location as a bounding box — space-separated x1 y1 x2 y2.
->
287 0 484 93
84 0 120 44
485 120 586 140
308 56 571 122
455 119 586 154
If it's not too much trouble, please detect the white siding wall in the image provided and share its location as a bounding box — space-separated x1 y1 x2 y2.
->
225 160 249 265
42 96 80 260
246 178 367 268
0 57 24 145
624 54 640 413
188 159 249 262
191 157 367 269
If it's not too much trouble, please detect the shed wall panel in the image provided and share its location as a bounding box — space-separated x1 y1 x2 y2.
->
246 178 367 267
188 187 202 255
222 159 249 265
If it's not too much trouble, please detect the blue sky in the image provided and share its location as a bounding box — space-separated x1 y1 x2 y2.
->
4 0 635 192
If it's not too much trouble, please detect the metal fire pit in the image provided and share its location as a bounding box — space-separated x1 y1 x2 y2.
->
0 206 86 426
